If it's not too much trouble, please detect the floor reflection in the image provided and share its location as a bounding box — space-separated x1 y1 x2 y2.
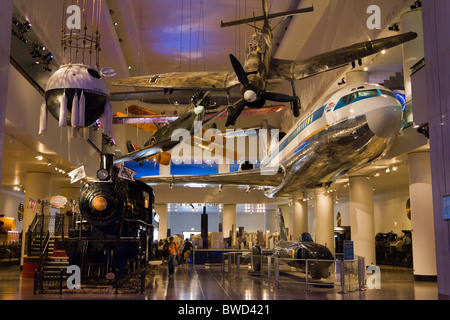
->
0 264 439 300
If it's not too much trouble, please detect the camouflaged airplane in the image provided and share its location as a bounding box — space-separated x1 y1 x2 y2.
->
112 0 417 128
113 92 222 166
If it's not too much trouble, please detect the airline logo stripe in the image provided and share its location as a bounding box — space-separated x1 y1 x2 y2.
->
264 106 326 165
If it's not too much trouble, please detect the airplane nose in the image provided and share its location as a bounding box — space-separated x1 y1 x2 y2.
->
366 102 402 138
244 90 257 102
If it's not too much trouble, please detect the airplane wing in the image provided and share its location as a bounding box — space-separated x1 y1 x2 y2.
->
113 105 230 165
113 112 161 133
268 32 417 81
113 105 285 125
139 166 285 187
111 71 240 91
113 137 176 165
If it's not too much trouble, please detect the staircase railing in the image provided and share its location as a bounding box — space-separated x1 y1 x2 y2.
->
38 231 50 273
25 213 44 256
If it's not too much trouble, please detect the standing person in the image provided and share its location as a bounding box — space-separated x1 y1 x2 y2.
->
167 237 180 277
162 239 169 264
182 238 193 268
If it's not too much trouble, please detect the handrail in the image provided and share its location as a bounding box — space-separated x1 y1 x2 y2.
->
25 214 39 256
38 231 50 273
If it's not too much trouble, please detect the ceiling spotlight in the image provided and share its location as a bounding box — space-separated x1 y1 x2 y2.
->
386 168 391 173
47 162 52 166
381 49 386 54
35 154 43 161
392 166 398 171
374 172 380 177
364 67 368 72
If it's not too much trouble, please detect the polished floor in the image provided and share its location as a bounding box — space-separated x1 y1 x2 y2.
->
0 262 440 301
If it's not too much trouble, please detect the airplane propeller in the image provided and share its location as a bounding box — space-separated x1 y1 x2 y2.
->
226 54 300 127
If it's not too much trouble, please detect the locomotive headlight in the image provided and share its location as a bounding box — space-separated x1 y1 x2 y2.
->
93 196 108 211
96 168 109 181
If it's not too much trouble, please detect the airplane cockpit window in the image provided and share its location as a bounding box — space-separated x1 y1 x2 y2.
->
357 89 379 98
349 92 358 102
379 89 396 98
340 95 350 104
247 33 265 55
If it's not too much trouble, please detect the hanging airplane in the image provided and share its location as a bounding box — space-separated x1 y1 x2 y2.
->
111 0 417 127
137 82 406 198
113 92 240 166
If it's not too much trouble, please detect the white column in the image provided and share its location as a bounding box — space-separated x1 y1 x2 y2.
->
159 161 171 176
154 204 168 240
315 187 334 255
401 9 425 124
408 151 437 280
264 209 277 234
349 176 375 265
293 197 308 241
223 204 236 244
21 172 52 263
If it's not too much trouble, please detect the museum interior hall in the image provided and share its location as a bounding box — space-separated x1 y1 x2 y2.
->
0 0 449 303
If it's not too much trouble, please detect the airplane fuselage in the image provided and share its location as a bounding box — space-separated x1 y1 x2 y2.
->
244 25 272 89
261 82 403 197
241 5 273 105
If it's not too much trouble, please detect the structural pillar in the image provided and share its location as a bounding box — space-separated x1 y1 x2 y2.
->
0 0 13 187
314 187 334 255
401 8 425 125
408 151 437 281
422 0 450 297
264 209 277 234
223 204 236 248
21 172 52 276
154 204 168 240
293 196 308 241
349 176 375 265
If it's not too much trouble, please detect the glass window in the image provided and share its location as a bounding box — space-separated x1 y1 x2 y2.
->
341 95 350 104
357 89 379 98
379 89 396 98
349 92 358 102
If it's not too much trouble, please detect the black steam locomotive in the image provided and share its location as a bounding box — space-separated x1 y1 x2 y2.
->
63 156 157 278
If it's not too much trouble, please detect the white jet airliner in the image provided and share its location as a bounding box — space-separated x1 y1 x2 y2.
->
138 82 403 198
